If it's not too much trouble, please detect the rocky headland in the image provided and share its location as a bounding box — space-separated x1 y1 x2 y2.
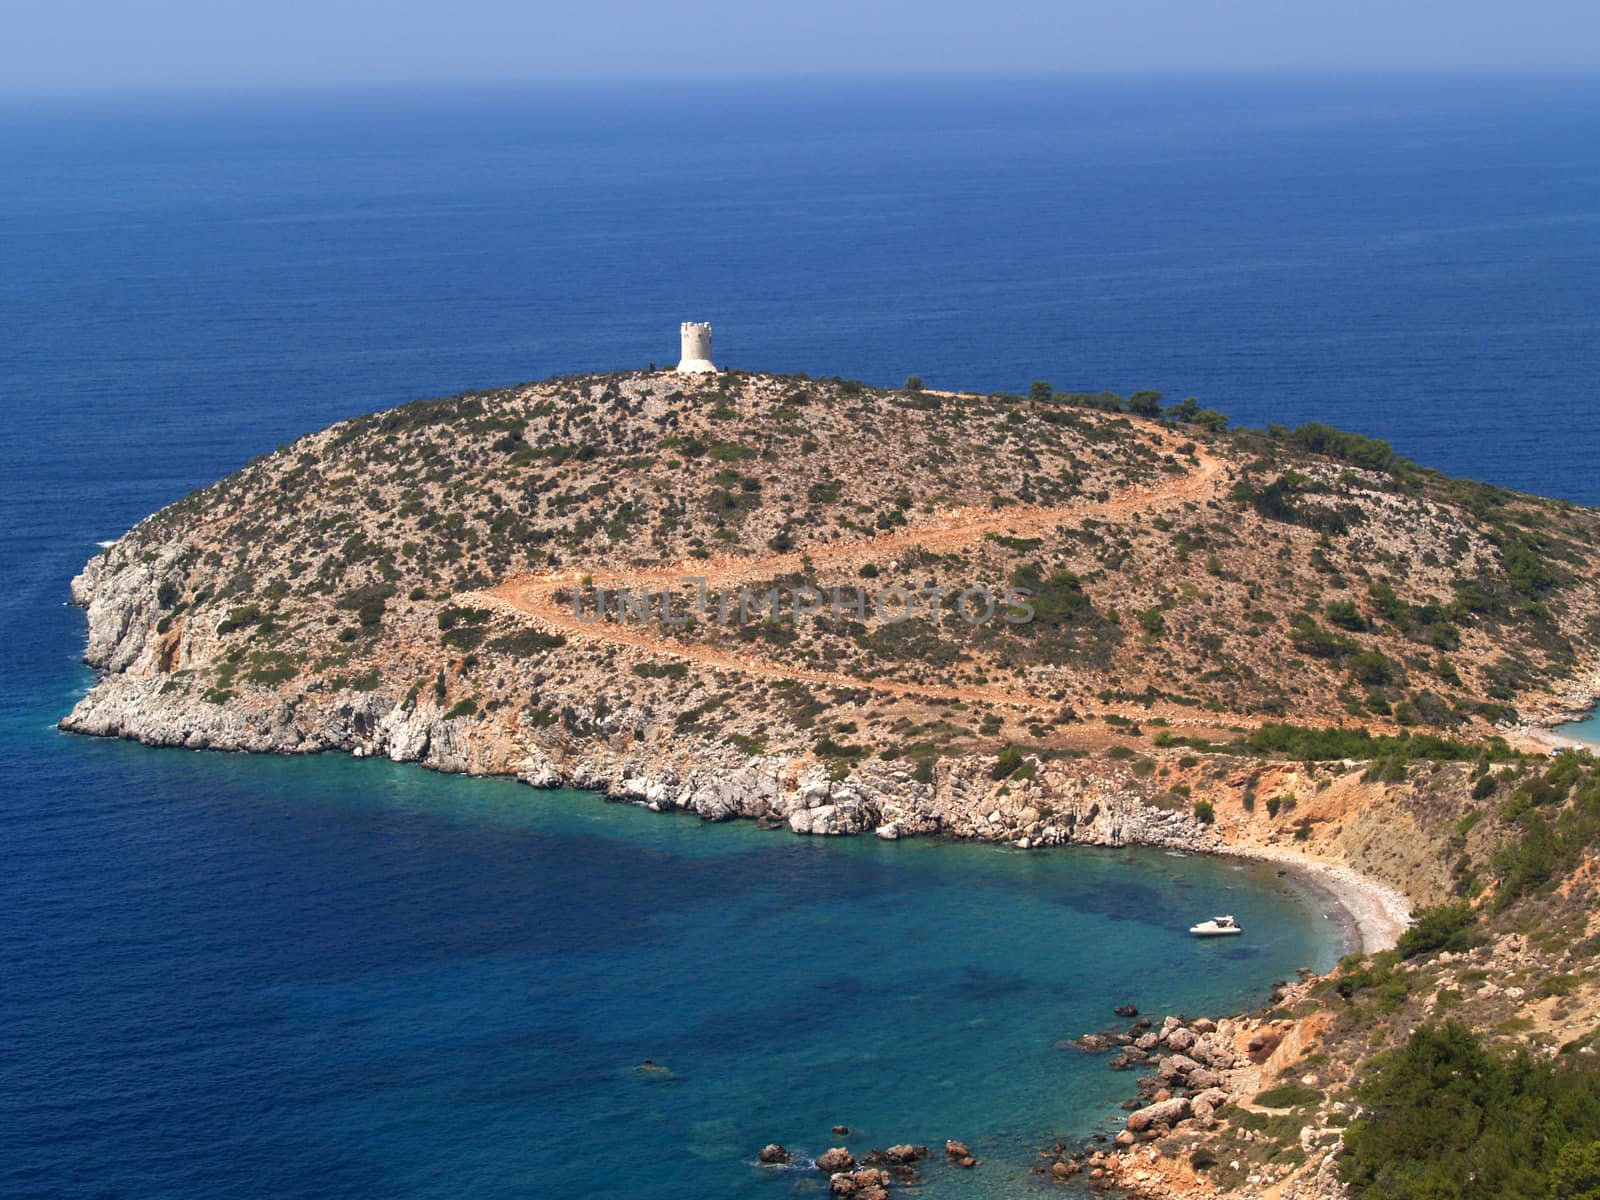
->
62 370 1600 1199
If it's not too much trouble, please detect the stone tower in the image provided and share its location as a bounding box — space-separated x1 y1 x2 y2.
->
676 322 716 374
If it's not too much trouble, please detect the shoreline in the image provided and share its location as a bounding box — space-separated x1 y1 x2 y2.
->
1506 667 1600 754
1511 719 1600 755
1223 845 1410 958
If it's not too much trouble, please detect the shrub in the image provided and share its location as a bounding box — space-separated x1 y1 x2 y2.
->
488 629 567 656
338 583 396 629
216 604 263 634
991 745 1027 780
631 660 687 679
441 626 486 651
1341 1022 1600 1199
1395 902 1477 960
1289 615 1355 659
1280 422 1398 474
1193 799 1216 824
1348 651 1397 687
438 605 491 630
1254 1083 1321 1109
1326 599 1368 631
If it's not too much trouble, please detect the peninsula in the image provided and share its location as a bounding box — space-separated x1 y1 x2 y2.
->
64 368 1600 1199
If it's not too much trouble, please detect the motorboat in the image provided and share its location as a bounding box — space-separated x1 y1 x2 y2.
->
1189 914 1243 937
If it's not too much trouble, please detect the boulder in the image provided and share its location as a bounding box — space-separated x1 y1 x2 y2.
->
1246 1031 1280 1061
816 1147 856 1173
1135 1032 1160 1051
1165 1027 1196 1052
1191 1099 1217 1128
758 1145 791 1165
1126 1097 1192 1133
1192 1018 1218 1034
1192 1087 1230 1110
829 1168 889 1198
885 1144 927 1164
945 1140 977 1168
1186 1067 1226 1091
1114 1004 1140 1018
1158 1054 1199 1080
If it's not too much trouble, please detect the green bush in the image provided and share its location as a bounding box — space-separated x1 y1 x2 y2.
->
631 660 688 679
487 629 567 656
1326 599 1368 631
990 745 1027 780
1244 723 1511 766
216 604 263 634
437 605 490 631
1348 651 1397 687
1279 422 1399 474
337 583 396 629
1341 1021 1600 1199
1193 799 1216 824
1254 1083 1321 1109
441 626 486 651
1395 902 1477 960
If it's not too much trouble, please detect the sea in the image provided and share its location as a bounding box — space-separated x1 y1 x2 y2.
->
1 76 1597 1198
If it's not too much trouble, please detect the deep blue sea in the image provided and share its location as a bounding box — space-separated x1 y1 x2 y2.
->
2 77 1597 1198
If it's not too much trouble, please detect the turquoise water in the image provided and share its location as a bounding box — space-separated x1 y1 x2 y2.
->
1560 712 1600 746
5 76 1598 1197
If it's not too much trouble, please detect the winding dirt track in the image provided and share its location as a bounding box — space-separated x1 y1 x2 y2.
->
474 436 1228 717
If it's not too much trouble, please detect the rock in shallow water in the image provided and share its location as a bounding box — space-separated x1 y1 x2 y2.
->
1126 1096 1191 1133
816 1147 855 1173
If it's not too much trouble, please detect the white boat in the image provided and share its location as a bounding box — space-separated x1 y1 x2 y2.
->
1189 914 1243 937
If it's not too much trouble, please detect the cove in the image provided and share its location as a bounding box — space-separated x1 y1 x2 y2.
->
4 733 1343 1199
1558 711 1600 748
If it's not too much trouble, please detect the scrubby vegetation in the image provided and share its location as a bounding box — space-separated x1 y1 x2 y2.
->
1341 1022 1600 1200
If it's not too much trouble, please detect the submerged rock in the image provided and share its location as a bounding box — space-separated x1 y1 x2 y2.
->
945 1139 978 1168
829 1167 890 1198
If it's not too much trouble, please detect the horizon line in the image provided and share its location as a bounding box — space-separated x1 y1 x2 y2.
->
3 67 1598 107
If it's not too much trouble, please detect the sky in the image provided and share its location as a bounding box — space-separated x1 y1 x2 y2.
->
5 0 1598 96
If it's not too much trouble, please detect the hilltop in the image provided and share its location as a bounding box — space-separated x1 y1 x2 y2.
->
63 369 1600 1199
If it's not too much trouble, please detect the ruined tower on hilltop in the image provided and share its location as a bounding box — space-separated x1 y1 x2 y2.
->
676 322 716 374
